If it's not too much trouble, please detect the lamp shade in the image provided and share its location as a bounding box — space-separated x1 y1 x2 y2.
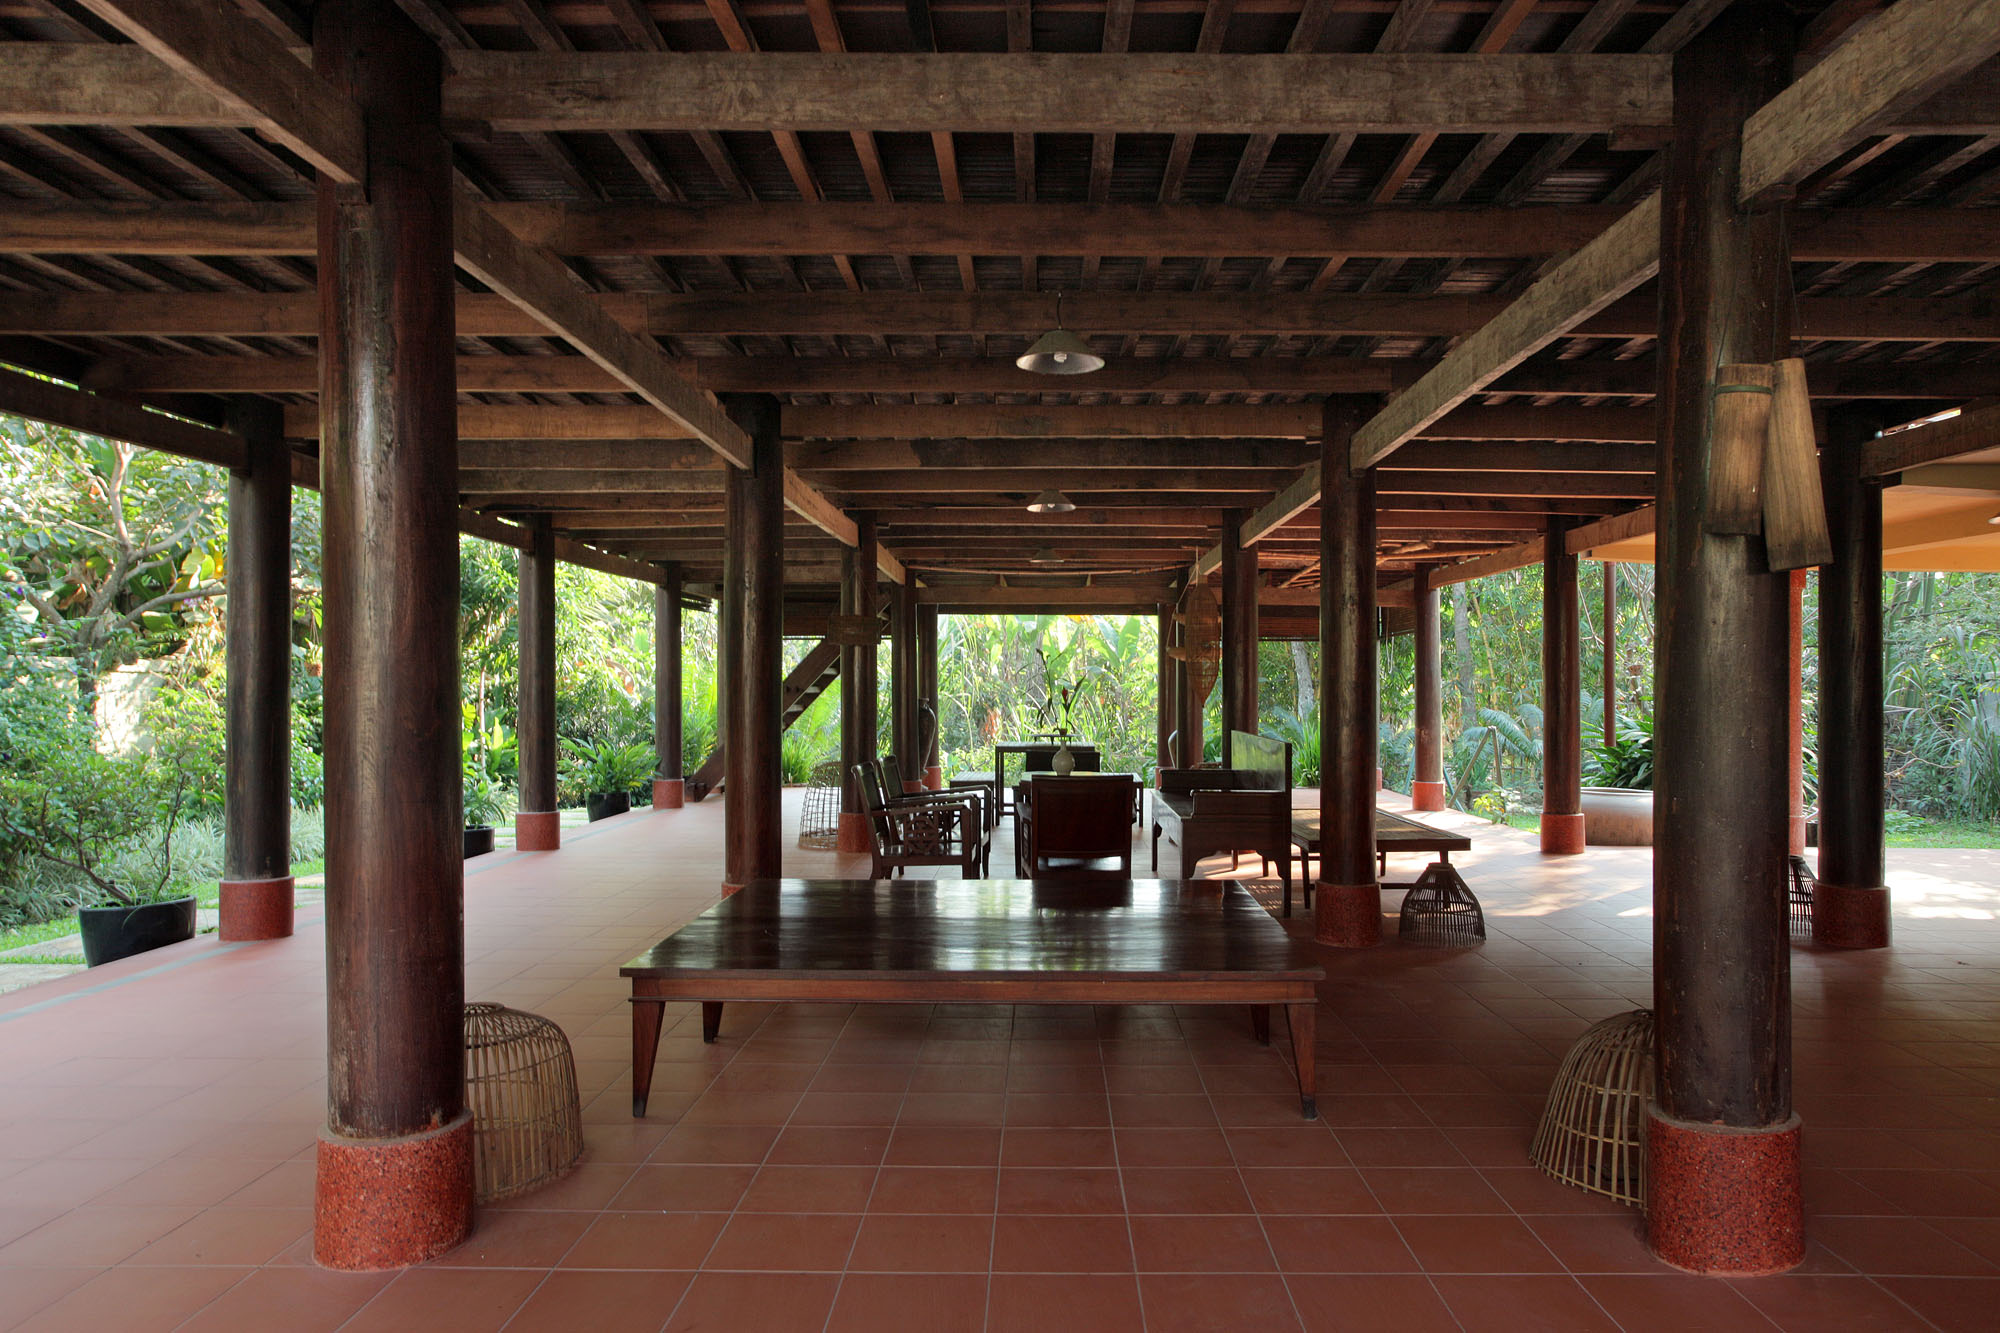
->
1026 488 1076 514
1028 547 1063 565
1016 328 1105 375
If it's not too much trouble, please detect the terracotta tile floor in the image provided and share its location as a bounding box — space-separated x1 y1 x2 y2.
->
2 789 1997 1331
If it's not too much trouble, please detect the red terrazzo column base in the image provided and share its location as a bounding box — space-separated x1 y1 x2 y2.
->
218 876 294 941
514 810 560 851
1411 781 1447 812
1812 881 1891 950
1540 811 1586 855
1315 881 1381 949
837 812 872 854
653 778 684 809
923 766 942 790
314 1112 473 1271
1646 1109 1803 1276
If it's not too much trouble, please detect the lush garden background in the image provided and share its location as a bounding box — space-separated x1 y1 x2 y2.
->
4 412 1997 946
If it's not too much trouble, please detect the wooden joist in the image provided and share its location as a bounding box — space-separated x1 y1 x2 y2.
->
443 52 1673 136
1863 402 2000 475
69 0 364 183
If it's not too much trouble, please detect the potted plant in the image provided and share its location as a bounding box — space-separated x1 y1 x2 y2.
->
564 737 655 822
462 763 508 858
1581 715 1655 846
1 737 200 967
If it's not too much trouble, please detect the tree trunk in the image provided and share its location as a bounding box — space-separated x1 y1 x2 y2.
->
1289 640 1316 721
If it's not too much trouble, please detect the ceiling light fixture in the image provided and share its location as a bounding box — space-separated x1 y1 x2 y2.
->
1028 547 1063 565
1026 488 1076 514
1016 293 1105 376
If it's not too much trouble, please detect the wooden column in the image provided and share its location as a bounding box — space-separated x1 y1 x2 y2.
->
837 516 878 853
219 397 294 942
1602 564 1618 739
312 0 471 1270
1156 605 1175 775
1411 566 1445 811
720 394 784 891
1220 510 1259 762
1648 3 1802 1276
1541 517 1584 854
514 514 559 852
918 603 941 788
891 579 919 790
653 563 684 808
1317 396 1381 949
1815 405 1892 949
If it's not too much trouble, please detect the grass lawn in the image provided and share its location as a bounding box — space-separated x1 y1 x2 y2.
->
0 916 84 956
1884 815 2000 850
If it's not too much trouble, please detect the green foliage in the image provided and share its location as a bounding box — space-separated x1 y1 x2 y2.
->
1588 713 1656 790
562 736 655 797
1267 706 1322 787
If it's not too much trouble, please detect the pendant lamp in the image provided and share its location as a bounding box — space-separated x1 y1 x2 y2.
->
1017 293 1105 375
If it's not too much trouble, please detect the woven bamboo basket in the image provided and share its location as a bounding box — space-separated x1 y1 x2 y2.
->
1529 1008 1654 1208
464 1003 583 1204
1176 582 1222 713
1788 854 1816 940
799 759 844 849
1397 865 1487 944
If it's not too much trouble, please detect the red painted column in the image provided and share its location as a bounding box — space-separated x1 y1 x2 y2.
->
1786 569 1809 856
312 0 471 1269
1410 566 1446 812
1815 405 1893 948
219 399 295 941
1647 4 1802 1277
1316 396 1382 949
513 515 560 851
720 394 784 892
1541 518 1585 855
837 518 878 853
653 563 684 808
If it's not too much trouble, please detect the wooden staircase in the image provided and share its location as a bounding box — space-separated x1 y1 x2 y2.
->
685 633 852 802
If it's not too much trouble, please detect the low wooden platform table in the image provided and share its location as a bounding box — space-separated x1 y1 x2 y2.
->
1287 809 1476 917
621 878 1326 1118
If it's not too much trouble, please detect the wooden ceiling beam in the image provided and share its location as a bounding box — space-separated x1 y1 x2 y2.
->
809 468 1300 494
442 52 1673 136
784 439 1653 473
16 288 2000 342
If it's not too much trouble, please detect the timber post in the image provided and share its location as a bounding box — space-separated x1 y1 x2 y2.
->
1316 395 1382 949
918 603 941 788
1786 569 1809 856
1814 405 1894 949
219 397 294 942
1156 604 1175 775
311 0 472 1270
1411 566 1446 812
1603 564 1618 739
1541 516 1584 854
1648 2 1803 1277
654 563 684 808
720 393 784 892
891 579 919 790
514 514 559 851
837 515 879 852
1220 508 1258 762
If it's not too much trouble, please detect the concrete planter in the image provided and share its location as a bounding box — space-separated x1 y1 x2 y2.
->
1580 786 1653 846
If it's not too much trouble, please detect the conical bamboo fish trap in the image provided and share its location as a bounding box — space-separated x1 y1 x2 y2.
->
464 1003 583 1203
1529 1008 1655 1208
1175 582 1221 714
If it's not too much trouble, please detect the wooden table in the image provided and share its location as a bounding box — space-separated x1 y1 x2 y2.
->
621 878 1325 1118
1286 809 1476 917
993 740 1101 820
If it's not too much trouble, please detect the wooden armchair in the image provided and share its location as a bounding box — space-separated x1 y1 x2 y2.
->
854 763 984 879
872 757 991 873
1019 774 1137 881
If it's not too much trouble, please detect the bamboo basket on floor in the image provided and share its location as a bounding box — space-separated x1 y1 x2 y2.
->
465 1003 583 1203
799 759 844 849
1788 854 1817 940
1530 1008 1654 1208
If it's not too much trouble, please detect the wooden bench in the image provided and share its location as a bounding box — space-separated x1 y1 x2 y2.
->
1151 730 1293 899
622 878 1326 1119
1287 808 1476 919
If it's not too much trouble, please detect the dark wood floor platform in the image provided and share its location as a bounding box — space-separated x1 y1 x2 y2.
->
622 877 1326 1119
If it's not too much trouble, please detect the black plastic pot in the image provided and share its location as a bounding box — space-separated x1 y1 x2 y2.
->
463 824 495 858
77 895 198 968
586 791 630 823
